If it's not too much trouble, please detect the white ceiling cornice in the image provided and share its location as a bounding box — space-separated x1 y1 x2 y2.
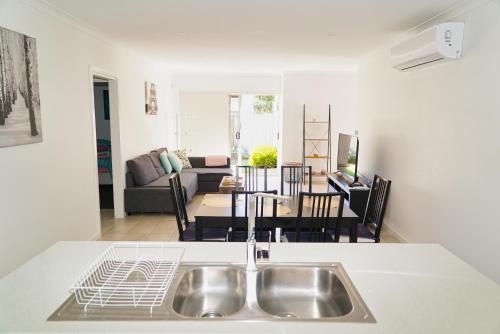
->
19 0 112 44
18 0 162 66
400 0 492 40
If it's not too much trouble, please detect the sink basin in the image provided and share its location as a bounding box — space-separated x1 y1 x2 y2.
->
172 266 246 318
48 262 373 322
256 266 353 319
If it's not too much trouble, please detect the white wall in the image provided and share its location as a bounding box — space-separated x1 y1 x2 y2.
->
172 73 282 152
281 71 358 172
355 0 500 283
172 73 282 94
0 0 171 277
179 92 229 156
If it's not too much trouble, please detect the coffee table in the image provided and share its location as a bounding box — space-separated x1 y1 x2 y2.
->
218 176 243 194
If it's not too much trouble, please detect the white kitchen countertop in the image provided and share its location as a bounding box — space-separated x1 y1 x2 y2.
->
0 241 499 333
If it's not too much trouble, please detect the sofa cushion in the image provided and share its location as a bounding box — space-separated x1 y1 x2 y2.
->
173 149 192 168
148 152 166 177
144 172 198 202
168 152 183 172
159 151 173 173
184 168 233 175
184 168 233 182
179 172 198 201
125 172 135 187
151 147 168 154
126 155 159 186
144 174 171 187
189 156 230 168
188 157 206 168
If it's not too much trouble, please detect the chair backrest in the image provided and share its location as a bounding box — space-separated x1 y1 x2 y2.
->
295 191 345 242
230 189 277 241
168 173 189 241
237 165 268 191
281 165 312 196
363 174 391 241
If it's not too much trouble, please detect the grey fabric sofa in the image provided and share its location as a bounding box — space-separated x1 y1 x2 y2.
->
187 157 233 192
124 148 232 214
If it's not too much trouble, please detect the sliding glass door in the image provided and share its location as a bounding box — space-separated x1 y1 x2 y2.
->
229 94 280 166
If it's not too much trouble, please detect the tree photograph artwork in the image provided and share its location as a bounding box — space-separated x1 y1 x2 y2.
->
145 81 158 115
0 26 42 148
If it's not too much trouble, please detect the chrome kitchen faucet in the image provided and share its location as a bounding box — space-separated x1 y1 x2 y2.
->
246 193 292 272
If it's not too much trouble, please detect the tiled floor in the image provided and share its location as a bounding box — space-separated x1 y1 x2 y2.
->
99 176 401 243
100 195 204 242
100 209 180 241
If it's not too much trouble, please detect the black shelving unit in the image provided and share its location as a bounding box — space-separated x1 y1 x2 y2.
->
302 104 332 175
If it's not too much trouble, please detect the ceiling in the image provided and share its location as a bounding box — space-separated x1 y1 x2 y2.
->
46 0 464 72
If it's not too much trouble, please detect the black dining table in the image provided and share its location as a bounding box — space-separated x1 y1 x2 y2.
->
193 194 361 242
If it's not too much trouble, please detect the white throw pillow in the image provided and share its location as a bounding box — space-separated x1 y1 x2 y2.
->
173 149 192 168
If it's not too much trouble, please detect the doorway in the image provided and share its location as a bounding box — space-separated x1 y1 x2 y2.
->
89 69 124 240
229 94 280 166
93 78 113 210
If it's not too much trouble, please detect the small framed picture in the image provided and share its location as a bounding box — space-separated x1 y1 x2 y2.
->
145 81 158 115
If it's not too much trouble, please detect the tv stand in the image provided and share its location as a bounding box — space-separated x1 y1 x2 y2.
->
327 172 370 218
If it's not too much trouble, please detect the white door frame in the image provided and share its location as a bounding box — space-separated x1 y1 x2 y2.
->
88 66 125 239
236 92 282 166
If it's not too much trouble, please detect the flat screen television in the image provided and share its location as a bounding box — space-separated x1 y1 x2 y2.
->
337 133 359 182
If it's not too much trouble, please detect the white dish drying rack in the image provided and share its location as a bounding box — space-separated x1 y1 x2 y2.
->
70 243 184 314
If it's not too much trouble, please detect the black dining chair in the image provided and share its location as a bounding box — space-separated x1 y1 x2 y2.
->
285 191 345 242
228 190 278 242
340 174 391 243
281 165 312 196
169 173 227 241
237 165 268 191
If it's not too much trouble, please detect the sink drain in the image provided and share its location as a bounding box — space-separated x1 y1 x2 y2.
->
276 312 298 318
200 311 225 318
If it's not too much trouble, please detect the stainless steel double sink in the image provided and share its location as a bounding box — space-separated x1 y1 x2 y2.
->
49 263 375 323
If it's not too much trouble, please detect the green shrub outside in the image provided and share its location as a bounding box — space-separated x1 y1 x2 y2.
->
248 145 277 168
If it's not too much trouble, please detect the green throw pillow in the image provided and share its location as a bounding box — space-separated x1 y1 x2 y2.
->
167 152 183 173
159 151 173 174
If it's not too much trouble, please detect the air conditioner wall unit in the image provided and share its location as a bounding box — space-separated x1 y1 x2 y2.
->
391 22 465 71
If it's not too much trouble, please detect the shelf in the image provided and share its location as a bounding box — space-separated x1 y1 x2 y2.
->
303 104 331 174
305 156 329 159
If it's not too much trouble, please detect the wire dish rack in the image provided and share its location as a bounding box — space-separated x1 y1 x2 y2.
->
71 243 184 314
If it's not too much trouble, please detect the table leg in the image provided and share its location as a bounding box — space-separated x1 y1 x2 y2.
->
195 219 202 241
350 221 358 243
264 168 268 191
